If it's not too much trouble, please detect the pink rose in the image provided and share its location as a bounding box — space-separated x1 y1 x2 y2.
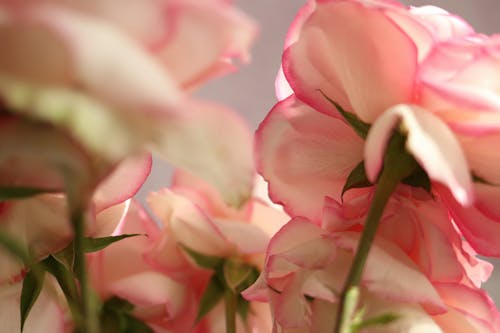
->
0 0 257 205
259 0 500 255
243 218 500 333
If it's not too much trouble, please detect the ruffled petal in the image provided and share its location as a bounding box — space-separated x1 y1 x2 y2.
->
284 0 417 121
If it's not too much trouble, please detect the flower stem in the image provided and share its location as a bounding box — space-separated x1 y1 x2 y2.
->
71 208 99 333
334 133 417 333
225 288 237 333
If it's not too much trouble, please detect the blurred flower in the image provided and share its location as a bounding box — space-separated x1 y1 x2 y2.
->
0 0 257 205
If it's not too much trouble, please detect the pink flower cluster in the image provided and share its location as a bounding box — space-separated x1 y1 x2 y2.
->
250 0 500 332
1 0 500 333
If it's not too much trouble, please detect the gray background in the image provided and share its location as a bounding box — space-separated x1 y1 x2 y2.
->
141 1 500 301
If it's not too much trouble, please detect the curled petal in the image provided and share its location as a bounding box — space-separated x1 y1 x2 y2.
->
157 0 257 89
256 96 363 222
93 152 152 212
365 104 473 206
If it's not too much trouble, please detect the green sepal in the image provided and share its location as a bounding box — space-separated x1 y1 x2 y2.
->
181 245 224 269
82 234 142 253
401 164 431 194
236 295 251 322
223 260 254 293
341 161 372 199
20 269 45 332
196 274 225 322
0 186 58 201
100 297 154 333
319 91 370 139
352 312 400 331
51 234 142 272
41 255 79 304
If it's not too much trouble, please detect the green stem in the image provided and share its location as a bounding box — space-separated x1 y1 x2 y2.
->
333 133 418 333
72 209 99 333
225 288 237 333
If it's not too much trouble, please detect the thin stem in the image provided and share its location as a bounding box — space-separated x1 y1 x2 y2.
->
72 208 99 333
225 288 237 333
333 133 418 333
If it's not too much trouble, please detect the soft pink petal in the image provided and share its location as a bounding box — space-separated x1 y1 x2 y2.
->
365 104 473 206
157 0 257 89
147 189 230 257
155 100 254 207
435 283 500 333
213 218 269 254
256 96 364 223
0 195 71 284
93 152 152 212
0 282 65 333
284 0 417 121
89 200 160 293
0 4 181 114
336 232 446 312
439 183 500 257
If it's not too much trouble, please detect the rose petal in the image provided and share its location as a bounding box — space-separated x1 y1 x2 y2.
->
365 104 473 206
256 96 364 222
284 0 417 121
155 100 254 207
93 152 152 212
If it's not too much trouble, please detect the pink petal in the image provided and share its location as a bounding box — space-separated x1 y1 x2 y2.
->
213 218 270 254
439 183 500 256
284 0 417 121
0 115 93 197
147 189 230 257
0 195 74 284
256 96 364 223
93 152 152 212
336 233 446 312
241 273 270 302
155 100 254 207
0 282 65 333
0 3 182 114
435 283 500 333
156 0 257 89
365 104 473 206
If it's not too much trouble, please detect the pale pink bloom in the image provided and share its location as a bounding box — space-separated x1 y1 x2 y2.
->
147 170 288 332
88 200 200 332
261 0 500 255
0 0 257 205
243 218 500 333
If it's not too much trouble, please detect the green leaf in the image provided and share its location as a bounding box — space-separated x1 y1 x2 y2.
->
196 274 225 322
342 161 372 199
20 269 45 332
181 245 224 269
82 234 142 253
0 186 57 201
319 90 371 139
